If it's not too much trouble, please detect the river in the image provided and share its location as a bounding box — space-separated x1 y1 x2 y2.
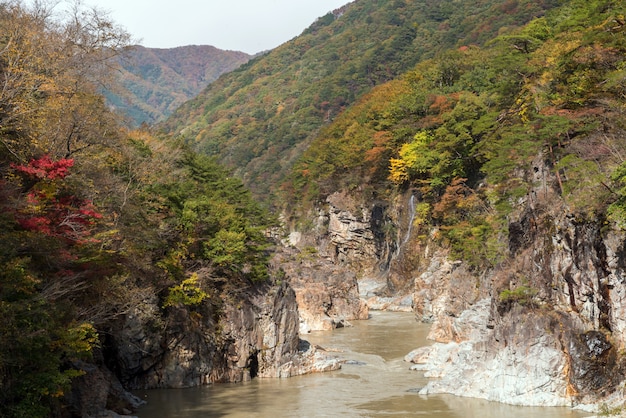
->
135 311 591 417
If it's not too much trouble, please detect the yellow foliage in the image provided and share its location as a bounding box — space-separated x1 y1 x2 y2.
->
389 157 409 183
388 131 433 184
163 273 210 308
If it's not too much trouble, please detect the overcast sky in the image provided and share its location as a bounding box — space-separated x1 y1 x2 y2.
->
76 0 350 54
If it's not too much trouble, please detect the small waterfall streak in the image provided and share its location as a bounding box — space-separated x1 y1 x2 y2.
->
402 194 416 245
380 194 416 276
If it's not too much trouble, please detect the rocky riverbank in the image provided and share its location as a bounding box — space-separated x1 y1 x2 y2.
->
285 187 626 413
403 203 626 411
71 279 341 417
86 184 626 416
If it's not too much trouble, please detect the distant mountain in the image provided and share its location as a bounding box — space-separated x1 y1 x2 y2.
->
160 0 560 200
107 45 250 126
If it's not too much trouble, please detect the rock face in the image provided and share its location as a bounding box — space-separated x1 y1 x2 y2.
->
407 204 626 408
277 190 430 331
408 300 578 406
108 281 339 390
413 250 489 338
282 191 419 324
326 192 381 269
273 246 369 333
66 358 145 418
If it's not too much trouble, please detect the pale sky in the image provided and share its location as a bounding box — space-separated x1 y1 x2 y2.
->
78 0 351 54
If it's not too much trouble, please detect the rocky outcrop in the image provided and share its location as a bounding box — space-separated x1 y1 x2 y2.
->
359 276 414 311
408 300 579 406
281 191 420 322
412 249 489 339
407 204 626 409
66 357 144 418
108 280 339 390
273 246 369 333
324 191 388 275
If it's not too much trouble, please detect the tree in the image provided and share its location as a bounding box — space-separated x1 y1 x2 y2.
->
0 3 132 416
155 153 275 284
0 154 107 417
0 0 130 162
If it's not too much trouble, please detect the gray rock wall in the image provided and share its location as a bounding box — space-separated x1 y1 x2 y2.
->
273 246 369 333
283 179 626 409
408 209 626 409
109 281 338 390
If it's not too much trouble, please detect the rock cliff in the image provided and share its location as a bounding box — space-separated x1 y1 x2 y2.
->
276 191 406 332
406 184 626 409
281 191 420 325
105 280 339 393
275 246 370 333
286 166 626 411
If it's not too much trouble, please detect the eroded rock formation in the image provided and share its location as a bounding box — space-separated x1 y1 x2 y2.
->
285 174 626 410
107 281 339 392
407 202 626 408
273 246 369 333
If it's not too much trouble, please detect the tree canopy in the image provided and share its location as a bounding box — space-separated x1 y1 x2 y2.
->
160 0 560 202
285 0 626 267
0 2 274 416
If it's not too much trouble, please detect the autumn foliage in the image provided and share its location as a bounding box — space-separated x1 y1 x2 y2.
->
0 3 275 415
285 0 626 268
12 156 102 243
2 0 626 415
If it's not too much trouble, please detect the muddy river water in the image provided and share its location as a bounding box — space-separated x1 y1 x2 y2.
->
135 311 590 417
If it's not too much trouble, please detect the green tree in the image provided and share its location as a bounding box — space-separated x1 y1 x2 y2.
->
155 153 275 284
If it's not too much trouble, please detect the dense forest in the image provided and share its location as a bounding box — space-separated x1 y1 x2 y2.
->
0 2 273 416
286 0 626 270
2 0 626 416
161 0 562 200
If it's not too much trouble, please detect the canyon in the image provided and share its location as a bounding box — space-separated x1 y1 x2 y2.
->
99 164 626 417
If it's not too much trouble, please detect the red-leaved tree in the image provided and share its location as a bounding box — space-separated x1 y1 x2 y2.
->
11 155 102 244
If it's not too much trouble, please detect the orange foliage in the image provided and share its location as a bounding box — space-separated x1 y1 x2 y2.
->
432 178 483 223
540 106 605 118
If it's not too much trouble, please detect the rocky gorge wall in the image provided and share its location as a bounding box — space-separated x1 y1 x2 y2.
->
110 281 340 389
288 180 626 412
79 173 626 416
71 280 340 417
278 190 419 334
408 205 626 409
398 156 626 410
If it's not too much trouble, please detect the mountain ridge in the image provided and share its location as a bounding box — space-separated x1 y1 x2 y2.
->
107 44 250 126
160 0 561 200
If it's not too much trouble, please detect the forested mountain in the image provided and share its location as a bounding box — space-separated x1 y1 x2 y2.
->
160 0 561 200
106 45 250 126
276 0 626 406
287 0 626 268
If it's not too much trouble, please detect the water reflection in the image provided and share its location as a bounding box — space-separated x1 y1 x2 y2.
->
135 312 590 418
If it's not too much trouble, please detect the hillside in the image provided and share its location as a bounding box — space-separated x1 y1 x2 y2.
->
0 3 276 416
281 0 626 408
106 45 250 126
288 0 626 267
160 0 561 200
